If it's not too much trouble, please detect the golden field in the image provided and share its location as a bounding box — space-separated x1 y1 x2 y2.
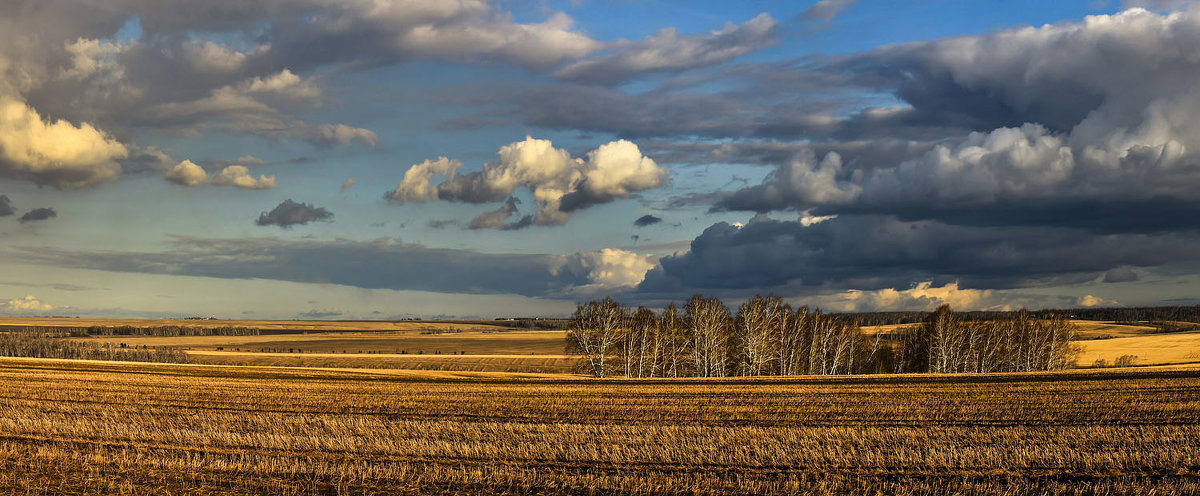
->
0 357 1198 494
6 317 1200 372
74 328 574 372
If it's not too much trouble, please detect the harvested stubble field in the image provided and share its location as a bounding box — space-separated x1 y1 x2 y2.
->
186 350 578 373
1 358 1199 495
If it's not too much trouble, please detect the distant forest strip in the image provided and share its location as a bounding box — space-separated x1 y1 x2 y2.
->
0 331 188 363
847 305 1200 326
568 296 1079 378
0 325 261 337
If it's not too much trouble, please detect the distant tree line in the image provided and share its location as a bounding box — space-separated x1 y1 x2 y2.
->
846 305 1200 326
567 296 1081 378
890 306 1079 374
0 325 260 337
0 331 188 363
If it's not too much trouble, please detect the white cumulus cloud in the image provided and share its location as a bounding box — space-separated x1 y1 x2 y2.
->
0 95 127 188
387 137 666 227
1077 294 1120 307
211 165 275 189
164 160 209 186
557 248 658 297
2 295 53 313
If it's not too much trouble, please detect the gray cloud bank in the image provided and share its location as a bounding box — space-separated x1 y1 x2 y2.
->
640 216 1200 297
18 236 654 299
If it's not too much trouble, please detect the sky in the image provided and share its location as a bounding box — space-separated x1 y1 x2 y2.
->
2 0 1199 319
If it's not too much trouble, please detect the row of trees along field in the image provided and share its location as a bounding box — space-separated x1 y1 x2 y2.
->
0 325 261 337
567 296 1081 378
0 330 188 363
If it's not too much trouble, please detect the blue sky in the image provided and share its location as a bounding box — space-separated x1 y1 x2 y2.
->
1 0 1198 319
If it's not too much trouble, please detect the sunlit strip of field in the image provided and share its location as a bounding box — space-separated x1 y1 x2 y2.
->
1076 330 1200 366
1 357 1199 495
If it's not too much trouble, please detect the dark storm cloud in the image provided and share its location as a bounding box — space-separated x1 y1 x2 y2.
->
15 236 595 298
634 214 662 227
256 199 332 228
19 208 56 223
697 9 1200 238
0 195 13 217
638 216 1200 298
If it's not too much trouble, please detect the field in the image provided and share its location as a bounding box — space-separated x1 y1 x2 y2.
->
7 317 1200 372
867 320 1200 369
2 317 574 372
74 328 575 372
0 357 1198 494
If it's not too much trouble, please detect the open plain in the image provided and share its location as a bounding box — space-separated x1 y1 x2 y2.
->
0 357 1198 494
7 317 1198 372
1 317 1200 493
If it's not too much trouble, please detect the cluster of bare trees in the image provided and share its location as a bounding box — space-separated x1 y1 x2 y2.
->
567 297 1081 378
892 306 1080 373
567 295 886 378
0 331 189 363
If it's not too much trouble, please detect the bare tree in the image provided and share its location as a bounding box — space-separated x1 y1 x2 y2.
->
658 304 689 377
685 295 732 378
734 295 787 376
619 307 657 378
566 297 626 378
